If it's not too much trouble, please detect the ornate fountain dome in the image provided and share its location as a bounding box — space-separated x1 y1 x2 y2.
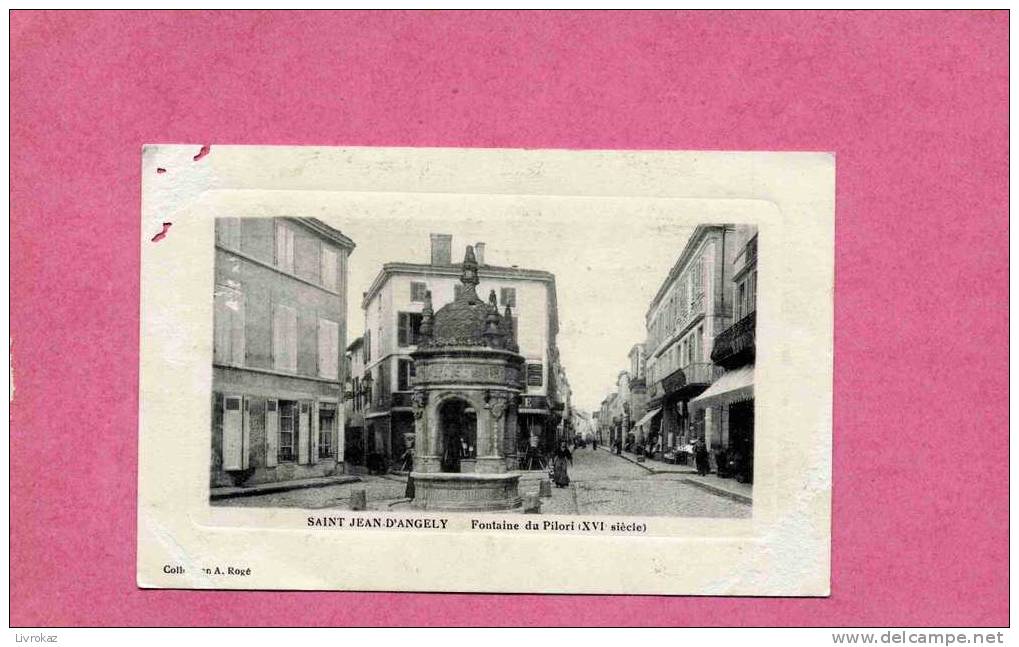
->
408 244 525 511
419 245 518 351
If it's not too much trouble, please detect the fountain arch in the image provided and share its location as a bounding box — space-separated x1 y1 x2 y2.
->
408 245 525 511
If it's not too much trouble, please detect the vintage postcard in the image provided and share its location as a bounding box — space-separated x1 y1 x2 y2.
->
138 146 834 595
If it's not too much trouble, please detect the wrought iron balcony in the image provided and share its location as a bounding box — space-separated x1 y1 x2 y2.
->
661 363 724 399
711 311 756 368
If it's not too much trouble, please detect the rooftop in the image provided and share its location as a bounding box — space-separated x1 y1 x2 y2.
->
363 261 555 308
293 217 356 251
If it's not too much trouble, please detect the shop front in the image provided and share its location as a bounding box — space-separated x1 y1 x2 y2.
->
688 364 755 483
658 362 723 453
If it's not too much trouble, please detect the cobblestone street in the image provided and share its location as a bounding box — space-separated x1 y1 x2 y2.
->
518 447 750 518
214 447 750 518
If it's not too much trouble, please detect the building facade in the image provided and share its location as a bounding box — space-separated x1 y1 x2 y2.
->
690 230 757 482
355 234 566 468
644 224 756 463
343 335 366 468
210 217 355 488
624 343 654 447
599 391 622 447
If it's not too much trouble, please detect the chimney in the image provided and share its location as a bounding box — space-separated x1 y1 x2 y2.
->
474 242 486 265
430 233 452 265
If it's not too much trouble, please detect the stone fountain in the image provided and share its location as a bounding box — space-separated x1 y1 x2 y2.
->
408 245 524 511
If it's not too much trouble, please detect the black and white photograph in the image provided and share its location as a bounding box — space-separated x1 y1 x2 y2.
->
138 145 831 595
209 216 757 519
13 8 1005 634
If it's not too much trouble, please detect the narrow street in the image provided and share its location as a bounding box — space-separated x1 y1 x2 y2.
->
215 448 750 518
519 447 750 518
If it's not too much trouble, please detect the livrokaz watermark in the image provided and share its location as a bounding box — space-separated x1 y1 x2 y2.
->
833 631 1005 644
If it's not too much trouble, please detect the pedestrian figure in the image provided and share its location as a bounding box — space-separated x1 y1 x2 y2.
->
399 438 414 473
552 440 573 488
694 438 710 476
591 437 598 451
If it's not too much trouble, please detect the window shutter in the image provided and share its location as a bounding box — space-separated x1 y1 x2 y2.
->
309 402 319 465
398 313 408 347
213 288 231 364
265 399 279 467
272 305 285 370
276 222 295 272
222 395 244 471
276 223 287 269
399 358 411 389
318 319 339 379
526 363 543 387
274 304 297 372
750 270 757 313
321 246 337 290
230 291 245 366
298 401 311 464
287 308 298 372
287 229 295 271
241 396 251 469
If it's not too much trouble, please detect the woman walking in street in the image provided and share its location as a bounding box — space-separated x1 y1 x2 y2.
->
694 437 711 476
552 440 573 488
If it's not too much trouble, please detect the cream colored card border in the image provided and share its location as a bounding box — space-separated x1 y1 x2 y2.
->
138 146 834 595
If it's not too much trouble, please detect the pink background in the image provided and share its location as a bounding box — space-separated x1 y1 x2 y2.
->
10 11 1008 626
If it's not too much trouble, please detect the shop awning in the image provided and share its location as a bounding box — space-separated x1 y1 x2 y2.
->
688 365 754 411
634 408 662 429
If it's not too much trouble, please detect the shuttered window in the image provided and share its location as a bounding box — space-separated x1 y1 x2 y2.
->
265 399 279 467
214 285 245 366
397 359 416 392
526 363 544 387
397 312 423 347
318 318 340 379
221 395 245 471
298 401 311 465
273 304 298 372
410 282 428 302
750 270 757 314
678 279 689 320
275 222 295 273
278 400 297 462
320 245 338 291
691 255 704 298
318 404 337 459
